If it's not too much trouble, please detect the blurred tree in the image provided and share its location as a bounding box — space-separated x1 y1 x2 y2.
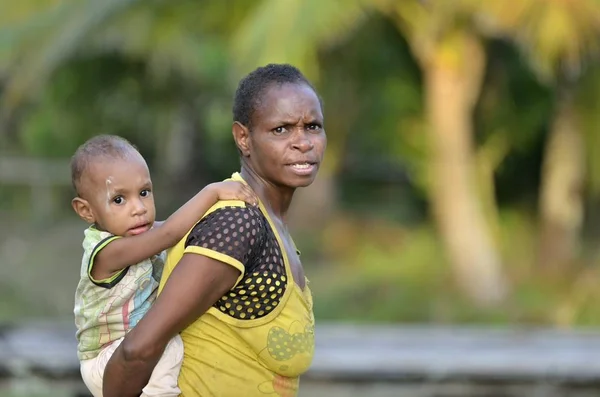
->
234 0 509 305
374 0 509 305
0 0 253 192
475 39 553 239
319 16 426 225
487 0 600 272
567 63 600 261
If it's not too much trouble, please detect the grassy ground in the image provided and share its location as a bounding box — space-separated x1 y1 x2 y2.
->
0 214 83 323
306 210 600 327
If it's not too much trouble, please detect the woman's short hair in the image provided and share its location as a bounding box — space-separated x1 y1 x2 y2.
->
232 64 318 128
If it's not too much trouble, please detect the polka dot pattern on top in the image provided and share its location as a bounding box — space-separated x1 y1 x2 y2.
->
185 205 288 320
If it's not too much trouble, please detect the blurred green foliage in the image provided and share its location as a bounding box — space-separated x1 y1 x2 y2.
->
3 0 600 325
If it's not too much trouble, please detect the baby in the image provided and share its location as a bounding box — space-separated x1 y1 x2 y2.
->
71 135 257 397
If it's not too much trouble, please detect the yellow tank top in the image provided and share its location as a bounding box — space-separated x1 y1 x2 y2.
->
158 173 315 397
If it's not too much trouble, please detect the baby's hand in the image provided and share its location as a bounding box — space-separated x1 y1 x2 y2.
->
208 181 258 206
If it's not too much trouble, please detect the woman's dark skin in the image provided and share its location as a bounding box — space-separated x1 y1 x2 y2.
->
102 81 326 397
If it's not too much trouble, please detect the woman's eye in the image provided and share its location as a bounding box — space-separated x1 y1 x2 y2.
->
113 196 124 205
140 189 151 198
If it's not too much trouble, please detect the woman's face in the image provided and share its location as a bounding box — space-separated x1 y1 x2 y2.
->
236 82 327 189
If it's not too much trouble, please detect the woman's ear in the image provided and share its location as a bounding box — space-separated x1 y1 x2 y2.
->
232 122 251 157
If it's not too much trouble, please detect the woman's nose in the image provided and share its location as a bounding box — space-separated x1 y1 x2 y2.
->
292 133 314 153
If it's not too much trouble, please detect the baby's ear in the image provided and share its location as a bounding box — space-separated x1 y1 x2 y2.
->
72 197 95 224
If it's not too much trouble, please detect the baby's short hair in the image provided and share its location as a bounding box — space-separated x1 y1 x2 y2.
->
70 135 138 195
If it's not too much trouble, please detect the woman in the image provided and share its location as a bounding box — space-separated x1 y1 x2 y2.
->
103 63 327 397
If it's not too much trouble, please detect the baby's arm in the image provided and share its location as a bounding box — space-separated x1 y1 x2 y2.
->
91 181 257 281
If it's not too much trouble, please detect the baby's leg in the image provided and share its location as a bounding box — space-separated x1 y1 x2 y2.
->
80 337 124 397
141 334 184 397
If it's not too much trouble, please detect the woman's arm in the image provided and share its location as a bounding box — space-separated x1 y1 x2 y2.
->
102 253 240 397
103 204 265 396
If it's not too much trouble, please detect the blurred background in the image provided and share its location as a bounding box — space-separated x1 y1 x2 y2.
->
3 0 600 396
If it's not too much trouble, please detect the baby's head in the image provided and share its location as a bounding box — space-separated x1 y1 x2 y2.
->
70 135 156 237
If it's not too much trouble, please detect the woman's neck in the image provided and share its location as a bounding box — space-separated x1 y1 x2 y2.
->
240 165 294 219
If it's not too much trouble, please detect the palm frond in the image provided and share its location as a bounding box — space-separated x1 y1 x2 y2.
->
0 1 74 72
1 0 141 115
231 0 369 80
0 0 65 27
89 1 227 83
486 0 600 81
388 0 488 65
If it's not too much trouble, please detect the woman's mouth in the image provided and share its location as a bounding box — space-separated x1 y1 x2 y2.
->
287 162 317 176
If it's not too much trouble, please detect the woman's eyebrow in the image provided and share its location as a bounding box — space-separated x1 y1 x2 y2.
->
269 114 323 124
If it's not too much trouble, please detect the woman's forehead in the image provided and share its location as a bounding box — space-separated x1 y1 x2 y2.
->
254 83 322 122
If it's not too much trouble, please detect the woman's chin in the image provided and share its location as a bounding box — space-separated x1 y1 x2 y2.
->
282 167 319 188
290 176 318 189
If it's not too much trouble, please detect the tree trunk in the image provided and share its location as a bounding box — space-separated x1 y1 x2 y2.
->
476 132 510 244
422 32 506 306
164 102 196 184
154 99 200 214
538 92 584 272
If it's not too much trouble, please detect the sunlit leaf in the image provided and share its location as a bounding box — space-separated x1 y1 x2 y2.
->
1 0 142 115
486 0 600 81
231 0 369 80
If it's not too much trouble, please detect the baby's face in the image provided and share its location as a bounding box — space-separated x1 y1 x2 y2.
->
84 154 156 237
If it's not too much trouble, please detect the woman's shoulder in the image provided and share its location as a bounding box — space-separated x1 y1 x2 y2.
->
185 202 267 248
204 199 251 214
202 200 264 222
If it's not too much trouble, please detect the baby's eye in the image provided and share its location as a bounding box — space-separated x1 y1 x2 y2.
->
307 123 322 131
140 189 151 198
273 126 287 135
113 196 124 205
